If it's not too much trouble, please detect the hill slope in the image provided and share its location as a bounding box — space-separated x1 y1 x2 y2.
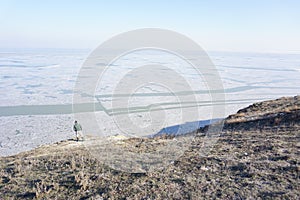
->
0 96 299 199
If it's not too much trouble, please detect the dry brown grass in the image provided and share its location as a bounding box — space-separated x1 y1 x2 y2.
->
0 96 299 199
0 126 299 199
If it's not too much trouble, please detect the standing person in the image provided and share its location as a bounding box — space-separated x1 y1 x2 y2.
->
73 120 83 141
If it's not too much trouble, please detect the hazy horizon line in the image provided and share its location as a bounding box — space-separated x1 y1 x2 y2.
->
0 47 299 55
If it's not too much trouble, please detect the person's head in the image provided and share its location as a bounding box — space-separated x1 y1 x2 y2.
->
75 120 77 123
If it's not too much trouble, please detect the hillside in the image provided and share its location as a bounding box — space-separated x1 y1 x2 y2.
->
0 96 299 199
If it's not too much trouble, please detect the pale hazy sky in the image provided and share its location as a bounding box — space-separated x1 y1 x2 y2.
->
0 0 299 53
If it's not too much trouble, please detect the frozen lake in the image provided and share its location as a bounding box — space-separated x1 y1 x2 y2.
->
0 48 299 156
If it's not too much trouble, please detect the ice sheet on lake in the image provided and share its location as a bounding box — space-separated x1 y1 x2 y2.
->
0 49 299 156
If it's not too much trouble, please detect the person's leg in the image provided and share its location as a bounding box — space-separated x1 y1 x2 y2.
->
76 131 79 141
79 131 84 141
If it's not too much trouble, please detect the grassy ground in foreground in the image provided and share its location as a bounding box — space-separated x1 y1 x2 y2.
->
0 96 299 199
0 128 299 199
